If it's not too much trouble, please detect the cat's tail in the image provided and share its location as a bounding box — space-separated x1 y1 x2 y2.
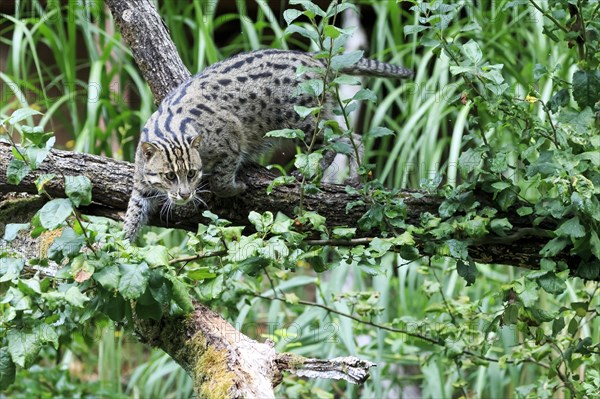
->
340 57 413 79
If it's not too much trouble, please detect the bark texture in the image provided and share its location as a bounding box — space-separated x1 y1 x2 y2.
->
0 0 584 397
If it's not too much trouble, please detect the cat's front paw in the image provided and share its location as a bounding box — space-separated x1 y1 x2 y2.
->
211 181 247 198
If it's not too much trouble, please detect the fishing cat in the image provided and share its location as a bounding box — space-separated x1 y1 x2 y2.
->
124 49 412 240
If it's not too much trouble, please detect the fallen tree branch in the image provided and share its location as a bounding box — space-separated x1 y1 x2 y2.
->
0 0 584 397
0 141 572 269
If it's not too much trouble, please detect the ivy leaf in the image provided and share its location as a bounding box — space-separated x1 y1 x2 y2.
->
7 329 41 368
446 239 469 260
143 245 170 267
537 271 567 294
504 303 519 325
167 274 194 312
64 175 92 207
540 237 569 257
463 40 482 64
572 70 600 109
590 231 600 260
457 259 478 286
0 258 24 283
6 159 30 185
353 88 377 103
331 50 364 70
34 173 56 194
265 128 305 140
490 218 513 237
38 198 73 230
47 227 84 262
332 227 356 239
65 286 89 307
118 262 149 300
555 216 586 239
94 264 121 291
358 204 384 230
3 223 29 241
0 347 16 390
547 88 570 113
248 211 274 232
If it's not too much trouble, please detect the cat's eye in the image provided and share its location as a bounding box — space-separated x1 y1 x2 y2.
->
165 171 177 181
187 170 196 178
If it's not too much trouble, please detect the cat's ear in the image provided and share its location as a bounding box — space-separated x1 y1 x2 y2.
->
141 142 159 161
191 135 202 149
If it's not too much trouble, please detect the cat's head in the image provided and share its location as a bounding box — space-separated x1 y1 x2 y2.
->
139 135 204 205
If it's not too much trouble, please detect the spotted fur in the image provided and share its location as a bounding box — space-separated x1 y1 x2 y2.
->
124 49 412 240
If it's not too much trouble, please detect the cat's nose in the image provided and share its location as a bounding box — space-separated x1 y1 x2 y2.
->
179 189 191 200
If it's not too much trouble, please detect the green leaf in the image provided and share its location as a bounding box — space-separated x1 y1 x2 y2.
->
290 0 326 16
446 239 469 260
353 88 377 103
547 88 570 112
248 211 274 232
331 50 364 70
571 302 588 317
368 126 395 138
144 245 170 267
517 206 533 216
293 105 320 118
64 175 92 207
457 259 478 286
265 128 305 140
166 274 194 312
332 227 356 239
47 227 84 261
6 158 30 185
118 262 149 300
38 199 73 230
572 70 600 109
34 173 56 194
0 258 24 282
552 317 565 336
369 238 392 257
284 24 319 42
3 223 29 241
496 188 517 211
0 347 16 390
25 145 51 169
94 264 121 290
537 271 566 294
7 330 41 368
404 24 429 35
463 40 482 64
490 218 513 237
333 75 361 85
540 237 569 257
283 9 302 25
590 231 600 260
358 204 383 230
8 108 41 125
294 152 322 178
65 286 89 307
555 216 586 239
504 303 519 325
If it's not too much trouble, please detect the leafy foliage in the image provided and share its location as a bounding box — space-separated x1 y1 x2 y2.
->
1 0 599 398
